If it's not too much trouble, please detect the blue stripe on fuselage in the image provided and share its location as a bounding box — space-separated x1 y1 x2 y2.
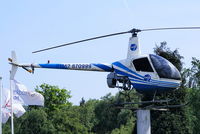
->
112 62 143 78
39 64 67 69
92 64 113 72
114 68 143 80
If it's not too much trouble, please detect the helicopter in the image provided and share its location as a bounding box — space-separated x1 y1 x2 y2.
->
8 27 200 106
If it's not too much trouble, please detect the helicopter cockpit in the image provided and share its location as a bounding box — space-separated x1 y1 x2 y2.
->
132 54 181 80
149 54 181 80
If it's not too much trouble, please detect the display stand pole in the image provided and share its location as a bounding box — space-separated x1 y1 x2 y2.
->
137 110 151 134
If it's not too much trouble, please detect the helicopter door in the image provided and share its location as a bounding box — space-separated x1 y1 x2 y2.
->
132 57 158 79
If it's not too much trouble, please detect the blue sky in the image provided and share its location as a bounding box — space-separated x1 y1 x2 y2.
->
1 0 200 104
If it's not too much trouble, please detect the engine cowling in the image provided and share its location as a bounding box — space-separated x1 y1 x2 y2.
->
107 72 131 90
107 72 117 88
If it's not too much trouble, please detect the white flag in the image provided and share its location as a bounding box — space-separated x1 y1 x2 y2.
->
1 88 26 124
13 103 25 118
2 108 10 124
1 88 11 123
13 80 44 106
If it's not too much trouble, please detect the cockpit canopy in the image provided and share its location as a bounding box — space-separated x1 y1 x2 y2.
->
149 54 181 80
132 54 181 80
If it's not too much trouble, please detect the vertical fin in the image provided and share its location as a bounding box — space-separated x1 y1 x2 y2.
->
127 36 141 59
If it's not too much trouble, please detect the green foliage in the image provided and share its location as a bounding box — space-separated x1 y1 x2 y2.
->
185 87 200 134
92 93 135 134
151 42 189 134
35 83 72 112
92 94 121 134
51 108 88 134
182 57 200 133
2 120 11 134
185 57 200 88
17 109 55 134
78 99 99 132
111 117 135 134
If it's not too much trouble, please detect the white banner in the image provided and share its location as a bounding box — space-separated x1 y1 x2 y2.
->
1 88 26 124
2 108 10 124
2 88 11 123
13 104 25 118
13 80 44 106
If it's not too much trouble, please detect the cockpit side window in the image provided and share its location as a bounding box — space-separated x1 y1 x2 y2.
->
133 58 154 72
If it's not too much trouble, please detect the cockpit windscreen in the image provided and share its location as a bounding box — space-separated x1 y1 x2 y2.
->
150 54 181 80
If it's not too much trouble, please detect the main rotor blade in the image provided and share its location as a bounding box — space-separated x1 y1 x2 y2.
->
141 26 200 32
32 26 200 53
32 31 130 53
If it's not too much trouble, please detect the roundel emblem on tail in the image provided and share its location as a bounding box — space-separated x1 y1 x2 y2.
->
130 44 137 51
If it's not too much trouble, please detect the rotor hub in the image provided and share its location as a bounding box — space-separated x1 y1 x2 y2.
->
129 28 141 37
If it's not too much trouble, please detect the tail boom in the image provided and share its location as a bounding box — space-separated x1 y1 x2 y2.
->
17 63 113 72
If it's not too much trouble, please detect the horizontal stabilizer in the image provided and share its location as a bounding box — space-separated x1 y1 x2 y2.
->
22 67 33 73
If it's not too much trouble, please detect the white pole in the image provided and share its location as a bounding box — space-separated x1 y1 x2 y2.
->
10 79 14 134
137 110 151 134
10 51 18 134
0 77 2 134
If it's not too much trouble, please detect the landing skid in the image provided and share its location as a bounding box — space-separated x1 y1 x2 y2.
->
115 99 173 106
115 103 188 111
113 89 188 111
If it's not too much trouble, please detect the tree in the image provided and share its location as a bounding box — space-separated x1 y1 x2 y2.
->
35 83 72 113
184 57 200 133
78 99 99 132
51 107 88 134
17 109 55 134
111 117 135 134
92 93 134 134
151 42 189 134
186 57 200 88
185 87 200 134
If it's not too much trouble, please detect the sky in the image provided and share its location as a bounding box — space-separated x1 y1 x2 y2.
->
1 0 200 105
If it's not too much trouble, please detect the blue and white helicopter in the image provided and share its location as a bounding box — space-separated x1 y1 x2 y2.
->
9 27 200 104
